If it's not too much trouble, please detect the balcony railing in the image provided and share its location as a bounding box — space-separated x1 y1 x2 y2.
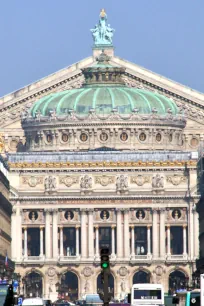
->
166 254 188 261
130 254 152 261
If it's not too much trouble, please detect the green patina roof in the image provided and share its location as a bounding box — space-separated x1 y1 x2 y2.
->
30 87 178 117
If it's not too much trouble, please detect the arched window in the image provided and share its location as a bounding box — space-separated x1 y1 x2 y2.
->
133 271 150 284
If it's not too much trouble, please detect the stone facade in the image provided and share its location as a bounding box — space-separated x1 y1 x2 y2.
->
1 11 204 302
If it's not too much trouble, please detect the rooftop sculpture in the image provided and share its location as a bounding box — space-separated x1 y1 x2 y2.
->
90 9 115 46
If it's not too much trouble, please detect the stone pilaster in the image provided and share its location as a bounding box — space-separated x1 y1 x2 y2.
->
52 209 58 259
81 209 87 259
160 208 166 259
116 209 123 258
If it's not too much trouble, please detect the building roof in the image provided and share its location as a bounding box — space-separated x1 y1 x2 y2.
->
30 87 178 117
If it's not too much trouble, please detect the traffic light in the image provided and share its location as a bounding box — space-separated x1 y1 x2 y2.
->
100 247 110 270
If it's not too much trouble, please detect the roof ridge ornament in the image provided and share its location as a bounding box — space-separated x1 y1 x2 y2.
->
96 50 111 64
90 10 115 46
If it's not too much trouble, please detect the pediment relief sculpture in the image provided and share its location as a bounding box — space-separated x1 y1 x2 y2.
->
166 174 187 186
131 175 150 186
59 175 79 187
95 175 115 186
22 176 43 187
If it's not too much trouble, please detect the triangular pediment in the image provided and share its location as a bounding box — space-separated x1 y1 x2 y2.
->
0 52 204 131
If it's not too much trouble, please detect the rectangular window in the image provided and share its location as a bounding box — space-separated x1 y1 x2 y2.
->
99 227 112 250
63 227 76 256
27 228 40 256
171 226 183 255
134 227 147 255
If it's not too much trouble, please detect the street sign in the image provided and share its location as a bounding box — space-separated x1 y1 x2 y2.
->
18 297 23 305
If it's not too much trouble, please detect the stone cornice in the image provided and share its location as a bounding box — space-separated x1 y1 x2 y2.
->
10 194 200 202
8 160 197 170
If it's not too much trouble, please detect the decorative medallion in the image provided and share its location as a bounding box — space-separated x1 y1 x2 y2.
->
136 210 145 220
156 133 162 142
59 176 78 187
131 175 150 186
95 175 114 186
28 211 38 222
100 210 110 221
190 137 199 147
172 209 181 220
64 210 74 221
139 132 146 142
46 134 52 143
22 176 43 187
80 133 88 142
99 132 108 142
62 133 69 143
120 132 128 142
166 174 186 186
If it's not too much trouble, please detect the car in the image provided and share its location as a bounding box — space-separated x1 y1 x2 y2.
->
52 299 73 306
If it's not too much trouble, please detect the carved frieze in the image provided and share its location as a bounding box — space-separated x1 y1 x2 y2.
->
22 176 43 187
44 176 56 192
166 174 187 186
131 175 150 186
80 175 92 190
116 175 128 194
59 175 79 187
152 174 164 188
95 175 115 186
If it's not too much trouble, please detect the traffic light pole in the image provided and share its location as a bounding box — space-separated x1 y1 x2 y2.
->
103 269 109 306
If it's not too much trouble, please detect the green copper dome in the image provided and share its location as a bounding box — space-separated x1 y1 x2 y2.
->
30 87 178 117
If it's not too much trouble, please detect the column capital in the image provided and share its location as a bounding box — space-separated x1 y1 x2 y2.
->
147 224 152 229
160 208 166 213
183 224 187 228
152 208 158 214
130 225 135 230
22 226 27 230
40 225 44 230
124 208 130 213
59 225 63 229
111 225 116 229
80 208 87 213
116 208 122 212
75 225 80 229
94 225 99 229
87 208 94 213
166 224 170 229
53 208 58 214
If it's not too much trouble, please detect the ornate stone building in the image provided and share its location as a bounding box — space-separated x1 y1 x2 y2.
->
1 9 203 301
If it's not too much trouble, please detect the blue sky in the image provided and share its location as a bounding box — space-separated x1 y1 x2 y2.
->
0 0 204 97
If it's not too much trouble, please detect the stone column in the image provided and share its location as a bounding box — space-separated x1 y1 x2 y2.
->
88 209 94 258
147 225 151 255
124 209 130 258
40 226 44 257
11 208 17 260
160 208 166 259
116 209 123 258
81 209 87 259
76 226 80 257
59 226 64 257
111 225 116 257
45 209 51 259
152 209 158 259
52 209 58 259
193 208 199 258
23 227 28 258
16 206 22 261
95 225 99 259
183 225 187 256
167 225 171 256
189 204 194 260
131 226 135 257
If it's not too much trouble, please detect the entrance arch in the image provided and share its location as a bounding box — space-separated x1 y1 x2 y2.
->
97 273 114 298
23 271 43 298
169 270 188 294
60 271 78 301
133 271 150 284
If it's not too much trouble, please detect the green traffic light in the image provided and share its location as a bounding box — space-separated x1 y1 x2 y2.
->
102 262 109 269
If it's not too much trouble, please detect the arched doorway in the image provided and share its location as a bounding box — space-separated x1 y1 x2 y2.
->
169 270 188 294
133 271 150 284
23 272 43 298
97 273 114 298
59 272 78 301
